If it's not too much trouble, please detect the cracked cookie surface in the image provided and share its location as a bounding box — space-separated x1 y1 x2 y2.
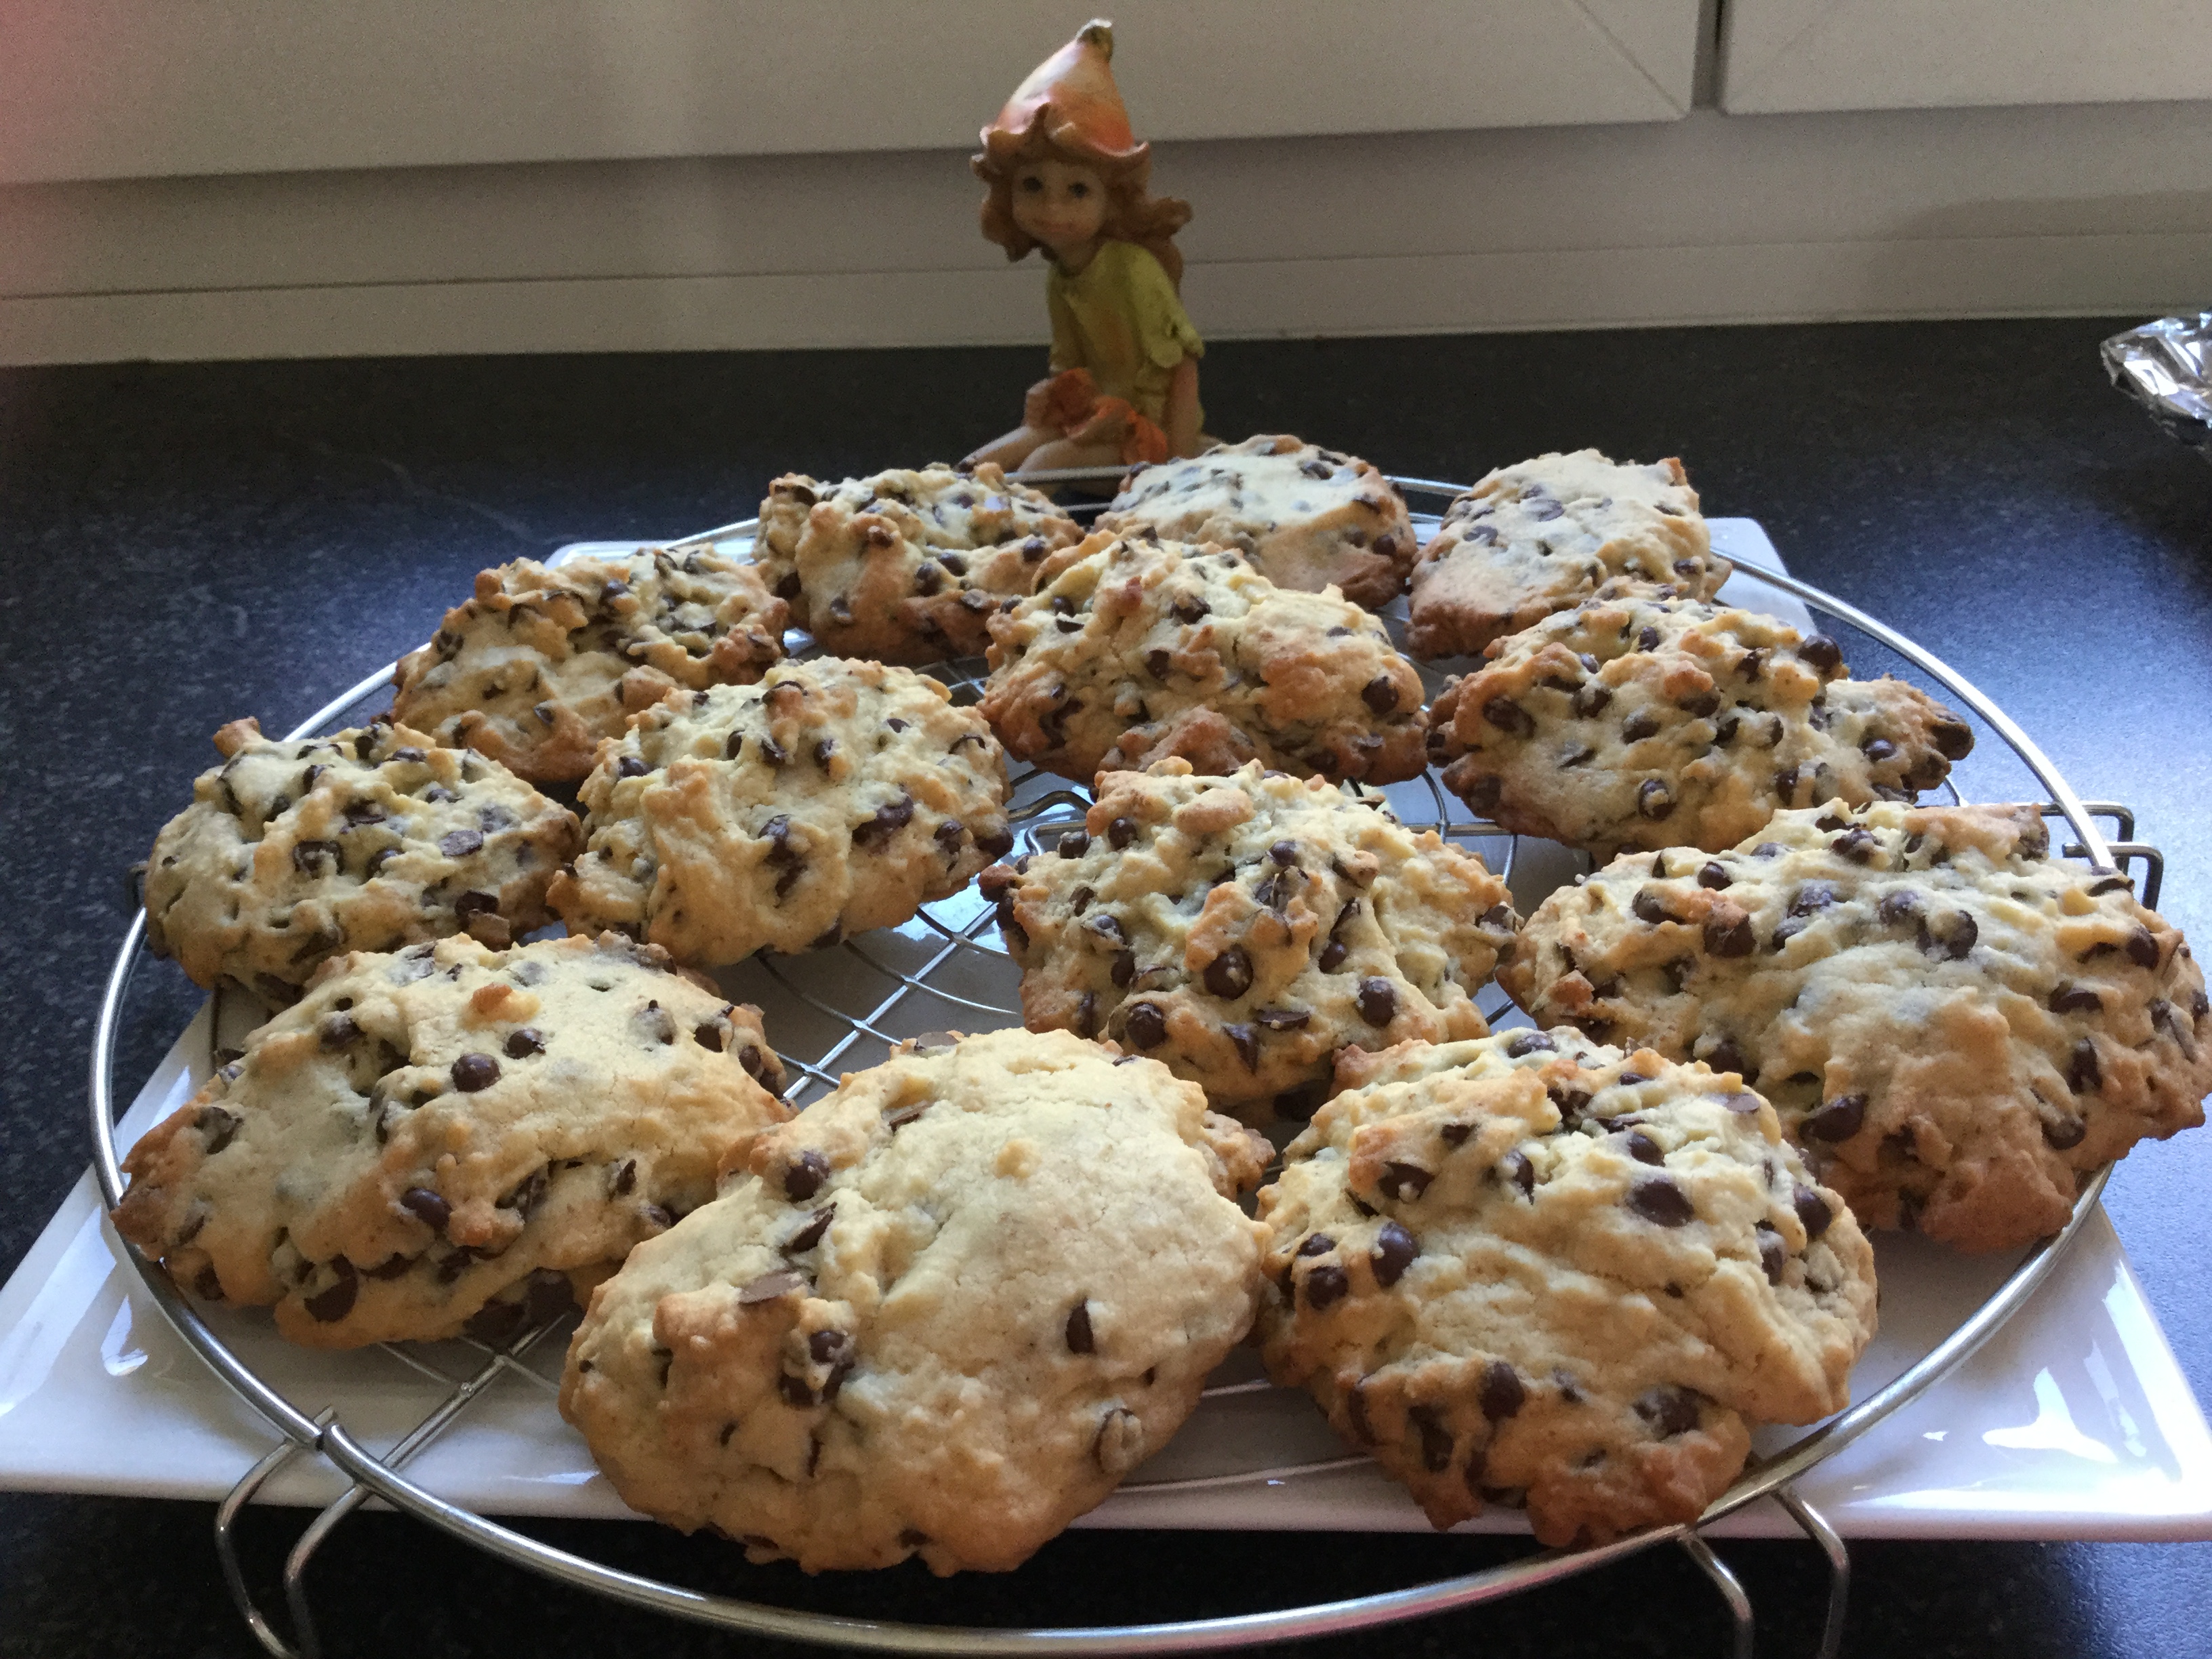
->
117 933 788 1348
1257 1029 1875 1546
1501 802 2211 1252
1098 436 1416 608
392 547 788 783
981 535 1427 785
559 1027 1269 1574
548 659 1011 964
1407 451 1725 661
146 716 579 1002
754 463 1082 663
1426 592 1973 854
980 760 1515 1119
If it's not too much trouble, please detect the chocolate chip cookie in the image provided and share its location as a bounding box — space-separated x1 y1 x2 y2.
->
981 535 1427 785
559 1027 1270 1574
754 463 1083 663
1258 1029 1876 1547
1407 451 1725 660
979 760 1515 1119
145 716 579 1003
1500 802 2211 1252
547 659 1012 964
1426 593 1973 854
1097 436 1416 609
392 547 788 783
116 933 789 1349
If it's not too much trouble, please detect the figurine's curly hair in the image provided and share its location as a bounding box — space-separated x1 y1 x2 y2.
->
972 127 1192 288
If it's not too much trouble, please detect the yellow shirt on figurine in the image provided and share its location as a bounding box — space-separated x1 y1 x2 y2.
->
1046 241 1204 431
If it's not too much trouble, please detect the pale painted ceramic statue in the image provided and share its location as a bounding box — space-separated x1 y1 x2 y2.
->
964 20 1207 476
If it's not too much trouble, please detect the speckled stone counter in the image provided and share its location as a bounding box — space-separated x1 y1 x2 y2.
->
3 320 2208 1656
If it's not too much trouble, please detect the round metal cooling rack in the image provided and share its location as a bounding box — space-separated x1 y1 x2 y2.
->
87 470 2165 1659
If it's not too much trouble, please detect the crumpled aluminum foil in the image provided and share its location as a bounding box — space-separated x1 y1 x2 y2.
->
2102 313 2212 463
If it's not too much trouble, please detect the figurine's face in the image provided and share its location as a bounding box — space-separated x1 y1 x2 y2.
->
1010 157 1109 258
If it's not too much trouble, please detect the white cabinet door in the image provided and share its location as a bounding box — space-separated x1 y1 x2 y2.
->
0 0 1702 186
1720 0 2212 113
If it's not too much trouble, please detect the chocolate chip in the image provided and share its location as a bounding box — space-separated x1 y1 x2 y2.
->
319 1012 361 1050
2126 928 2160 970
1065 1300 1096 1353
1124 1002 1168 1048
1268 840 1299 867
2043 1113 2087 1150
1756 1221 1786 1285
1107 817 1137 851
451 1053 499 1092
1297 1233 1336 1258
494 1025 543 1061
1622 1130 1665 1166
2044 982 2102 1016
1634 1385 1700 1437
1204 946 1253 1000
1147 649 1171 679
784 1206 835 1254
1793 1184 1834 1239
1931 717 1975 760
739 1269 806 1305
1628 1175 1694 1227
1704 914 1755 957
301 1258 360 1324
1305 1263 1349 1310
400 1187 449 1231
1483 697 1534 738
1357 978 1397 1026
1372 1222 1416 1287
616 754 649 779
2068 1038 2102 1096
1361 676 1401 715
1499 1150 1536 1198
1479 1360 1525 1421
1631 889 1668 924
291 840 341 876
1832 827 1879 863
1377 1162 1432 1202
1058 830 1090 857
783 1150 832 1201
609 1159 637 1196
1878 889 1923 926
1803 1094 1866 1141
934 821 964 860
1798 634 1843 673
438 829 485 858
1917 910 1978 960
1637 779 1675 820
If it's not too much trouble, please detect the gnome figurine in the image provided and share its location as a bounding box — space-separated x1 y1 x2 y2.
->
964 20 1206 476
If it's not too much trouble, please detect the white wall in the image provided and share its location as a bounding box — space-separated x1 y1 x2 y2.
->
4 98 2207 365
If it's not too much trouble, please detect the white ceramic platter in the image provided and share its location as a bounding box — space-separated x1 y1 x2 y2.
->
4 520 2208 1542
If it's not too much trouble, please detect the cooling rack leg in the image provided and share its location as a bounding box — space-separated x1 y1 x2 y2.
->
1776 1487 1851 1659
1678 1534 1754 1659
216 1414 333 1659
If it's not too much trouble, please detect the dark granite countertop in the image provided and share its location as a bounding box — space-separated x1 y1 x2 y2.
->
3 320 2208 1656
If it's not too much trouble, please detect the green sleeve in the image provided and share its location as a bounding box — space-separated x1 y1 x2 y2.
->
1118 245 1204 370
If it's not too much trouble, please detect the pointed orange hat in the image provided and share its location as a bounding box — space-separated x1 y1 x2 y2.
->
979 19 1147 170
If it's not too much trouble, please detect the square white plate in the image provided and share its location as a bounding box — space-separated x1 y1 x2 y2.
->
5 519 2207 1542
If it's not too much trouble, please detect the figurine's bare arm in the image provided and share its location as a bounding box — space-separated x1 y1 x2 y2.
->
1164 356 1201 459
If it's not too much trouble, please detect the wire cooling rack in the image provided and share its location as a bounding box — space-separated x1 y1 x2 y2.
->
86 473 2166 1658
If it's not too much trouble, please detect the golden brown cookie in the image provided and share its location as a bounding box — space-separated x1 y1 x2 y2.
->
1425 592 1972 854
548 659 1012 964
1099 436 1416 608
145 716 578 1002
1407 451 1725 660
981 533 1427 786
979 760 1514 1119
559 1028 1269 1574
1258 1029 1875 1547
754 463 1082 663
116 933 788 1349
392 548 787 783
1501 802 2211 1252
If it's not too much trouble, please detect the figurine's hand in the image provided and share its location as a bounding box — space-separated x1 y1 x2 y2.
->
1021 377 1063 430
